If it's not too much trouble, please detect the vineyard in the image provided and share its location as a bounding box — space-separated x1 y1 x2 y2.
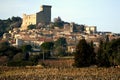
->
0 58 120 80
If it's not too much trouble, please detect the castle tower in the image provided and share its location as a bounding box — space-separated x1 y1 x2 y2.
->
21 5 52 30
70 23 75 32
36 5 52 25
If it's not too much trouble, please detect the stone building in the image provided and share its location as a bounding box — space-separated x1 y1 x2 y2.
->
21 5 52 30
85 26 97 34
64 23 85 33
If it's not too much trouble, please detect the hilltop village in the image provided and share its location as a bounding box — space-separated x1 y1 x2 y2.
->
2 5 120 53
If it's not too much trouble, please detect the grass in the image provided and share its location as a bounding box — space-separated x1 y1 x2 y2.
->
0 58 120 80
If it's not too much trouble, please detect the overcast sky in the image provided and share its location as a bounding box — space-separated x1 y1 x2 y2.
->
0 0 120 33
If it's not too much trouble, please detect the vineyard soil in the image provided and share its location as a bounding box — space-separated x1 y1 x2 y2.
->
0 59 120 80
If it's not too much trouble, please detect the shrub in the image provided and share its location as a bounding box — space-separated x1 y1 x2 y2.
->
7 61 36 67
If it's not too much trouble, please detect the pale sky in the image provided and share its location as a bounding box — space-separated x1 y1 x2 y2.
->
0 0 120 33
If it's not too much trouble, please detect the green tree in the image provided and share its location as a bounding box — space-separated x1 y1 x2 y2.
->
21 44 32 52
10 16 22 28
107 38 120 66
40 42 54 58
96 40 111 67
0 41 22 60
27 24 36 30
54 37 67 48
89 41 96 65
13 53 24 61
54 46 66 57
41 42 54 50
73 39 95 67
0 41 10 53
21 44 32 60
53 17 64 28
0 16 22 37
54 37 67 56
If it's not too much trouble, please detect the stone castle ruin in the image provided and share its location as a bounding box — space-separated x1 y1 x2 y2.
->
21 5 52 30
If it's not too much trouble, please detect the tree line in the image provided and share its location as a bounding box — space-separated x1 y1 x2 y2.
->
74 38 120 67
0 16 120 67
0 37 120 67
0 37 68 66
0 17 22 37
0 41 37 66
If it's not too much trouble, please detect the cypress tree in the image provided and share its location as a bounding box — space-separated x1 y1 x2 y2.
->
74 39 94 67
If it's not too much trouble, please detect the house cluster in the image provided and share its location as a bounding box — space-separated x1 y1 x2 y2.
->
2 5 120 53
2 22 120 53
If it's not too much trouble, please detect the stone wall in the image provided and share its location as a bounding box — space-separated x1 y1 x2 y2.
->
21 14 36 30
21 5 52 30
